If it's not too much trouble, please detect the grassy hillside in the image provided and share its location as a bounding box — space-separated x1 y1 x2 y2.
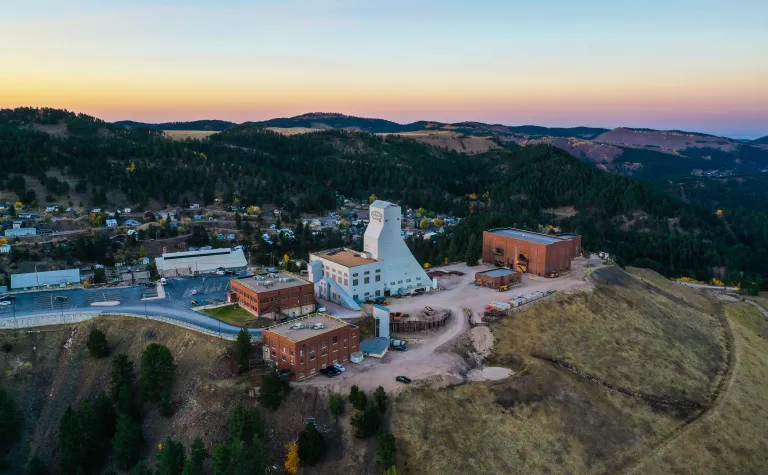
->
392 266 731 474
635 302 768 474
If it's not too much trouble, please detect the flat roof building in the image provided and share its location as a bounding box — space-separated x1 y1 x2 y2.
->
230 273 315 320
155 248 247 277
11 268 81 290
308 200 434 310
482 228 582 277
475 268 521 289
261 314 359 380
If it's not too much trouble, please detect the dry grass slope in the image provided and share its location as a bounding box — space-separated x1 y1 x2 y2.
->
393 266 729 474
638 302 768 474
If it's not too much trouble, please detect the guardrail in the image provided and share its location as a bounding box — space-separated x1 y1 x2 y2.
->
0 311 262 342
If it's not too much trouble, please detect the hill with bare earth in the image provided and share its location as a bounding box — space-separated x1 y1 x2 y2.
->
390 266 768 475
0 316 370 474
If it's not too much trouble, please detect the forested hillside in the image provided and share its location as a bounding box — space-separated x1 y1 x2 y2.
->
1 107 766 285
113 120 235 131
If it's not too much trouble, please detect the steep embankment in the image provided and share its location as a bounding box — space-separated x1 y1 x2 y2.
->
392 266 731 475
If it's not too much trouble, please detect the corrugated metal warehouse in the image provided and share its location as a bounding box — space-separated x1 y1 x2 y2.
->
155 248 247 277
11 268 81 290
482 228 582 277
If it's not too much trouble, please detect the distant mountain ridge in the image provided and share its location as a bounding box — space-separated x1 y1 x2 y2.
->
751 135 768 145
113 119 235 131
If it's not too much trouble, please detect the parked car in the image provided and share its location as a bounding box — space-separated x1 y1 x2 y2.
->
395 376 412 384
190 289 198 295
160 278 167 285
54 296 68 302
0 301 11 306
392 346 408 352
321 367 341 377
333 362 346 372
0 295 16 302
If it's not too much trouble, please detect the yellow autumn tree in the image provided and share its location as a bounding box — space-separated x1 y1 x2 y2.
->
369 194 377 204
432 217 444 228
283 253 290 263
423 263 431 269
285 442 300 474
716 209 724 216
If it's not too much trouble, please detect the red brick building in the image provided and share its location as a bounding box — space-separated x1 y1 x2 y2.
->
230 273 315 319
261 314 359 380
482 228 582 277
474 268 521 289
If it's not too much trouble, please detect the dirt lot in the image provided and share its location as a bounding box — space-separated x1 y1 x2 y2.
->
301 257 605 393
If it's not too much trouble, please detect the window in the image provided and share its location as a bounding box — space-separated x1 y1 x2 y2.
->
271 350 276 357
321 342 327 349
353 273 358 277
353 279 358 286
344 272 348 277
290 358 294 365
390 282 395 286
364 277 370 284
311 368 316 374
344 278 348 286
299 372 305 379
406 278 411 283
353 294 358 301
332 336 338 343
290 349 294 356
343 356 348 362
375 290 381 297
299 350 304 356
375 275 381 282
282 347 286 354
375 269 381 273
364 271 370 275
321 363 327 369
398 280 403 284
344 338 348 348
416 276 421 280
281 355 286 361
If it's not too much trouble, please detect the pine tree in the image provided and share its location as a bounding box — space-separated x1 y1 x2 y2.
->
86 328 109 358
157 436 185 475
465 232 480 266
113 413 142 469
376 432 398 473
258 369 291 410
298 420 326 466
328 393 345 421
235 328 252 373
373 386 388 414
350 400 381 438
110 353 136 400
141 343 176 403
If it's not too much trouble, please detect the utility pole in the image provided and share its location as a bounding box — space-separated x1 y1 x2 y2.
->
34 264 40 289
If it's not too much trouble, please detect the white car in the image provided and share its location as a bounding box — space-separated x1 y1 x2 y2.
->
191 289 198 295
0 301 11 306
333 362 346 372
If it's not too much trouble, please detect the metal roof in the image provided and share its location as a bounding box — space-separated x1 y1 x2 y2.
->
370 200 395 209
487 228 564 245
155 248 247 272
11 268 81 289
264 314 352 342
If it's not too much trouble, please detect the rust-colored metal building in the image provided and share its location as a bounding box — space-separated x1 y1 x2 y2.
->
230 273 315 320
261 314 359 380
482 228 582 277
475 268 522 289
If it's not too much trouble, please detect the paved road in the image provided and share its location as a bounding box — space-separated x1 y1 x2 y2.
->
0 275 264 337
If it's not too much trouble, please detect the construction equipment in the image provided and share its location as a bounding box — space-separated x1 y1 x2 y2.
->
499 285 509 292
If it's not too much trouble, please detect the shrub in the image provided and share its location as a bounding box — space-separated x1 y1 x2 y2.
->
298 420 326 466
328 393 345 420
86 328 109 358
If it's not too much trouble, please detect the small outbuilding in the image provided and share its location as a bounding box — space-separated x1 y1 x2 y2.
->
474 268 521 290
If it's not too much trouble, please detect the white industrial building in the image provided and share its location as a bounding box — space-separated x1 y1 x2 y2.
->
11 268 81 290
308 200 434 310
155 247 247 277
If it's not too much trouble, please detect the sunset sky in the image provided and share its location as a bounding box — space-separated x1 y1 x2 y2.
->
2 0 767 137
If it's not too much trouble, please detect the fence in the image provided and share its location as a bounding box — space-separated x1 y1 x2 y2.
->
390 311 451 333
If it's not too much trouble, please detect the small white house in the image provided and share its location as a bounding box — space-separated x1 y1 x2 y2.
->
0 244 11 254
91 208 101 213
123 208 132 213
190 204 200 210
45 206 57 212
105 219 118 228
